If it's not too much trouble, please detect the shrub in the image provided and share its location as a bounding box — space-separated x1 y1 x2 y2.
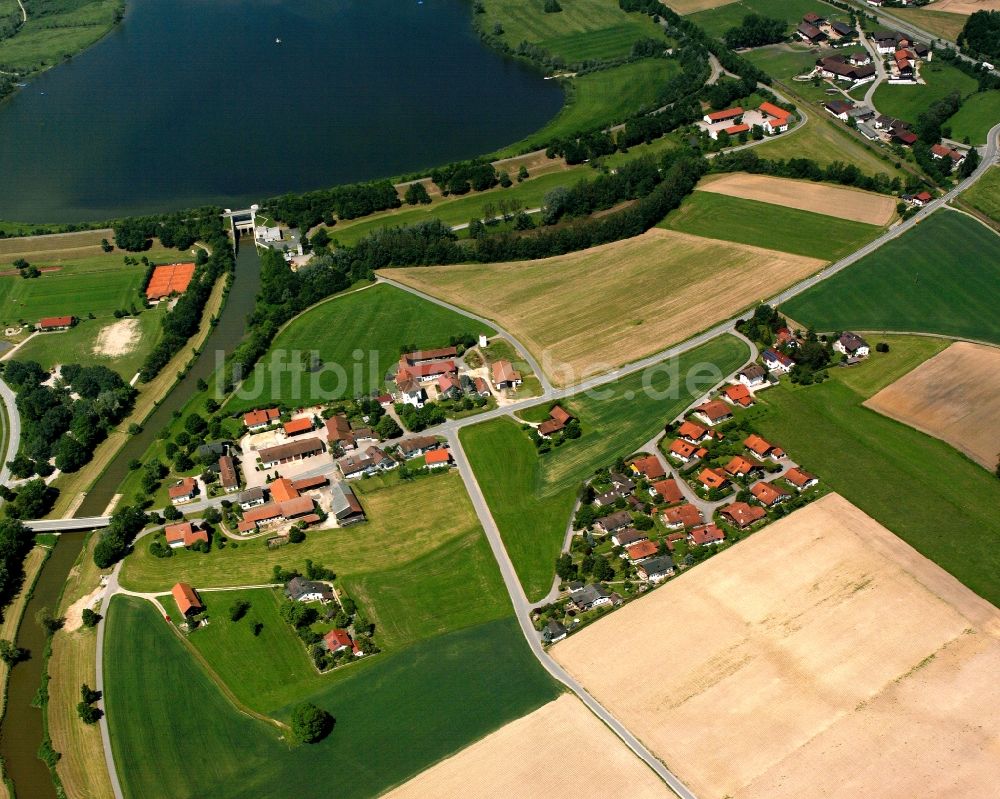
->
290 702 334 743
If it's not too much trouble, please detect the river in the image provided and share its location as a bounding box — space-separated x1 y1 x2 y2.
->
0 0 563 223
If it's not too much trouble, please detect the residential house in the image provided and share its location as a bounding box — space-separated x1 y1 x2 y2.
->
720 501 767 528
662 503 703 529
593 489 623 508
650 478 683 504
931 143 966 166
910 190 932 207
668 439 697 463
172 583 204 617
268 477 300 503
785 467 819 491
538 405 573 438
283 417 314 437
613 528 648 548
723 383 754 407
259 437 324 468
237 486 265 510
543 619 568 643
397 376 427 409
692 400 733 426
724 455 758 480
626 540 659 563
164 522 209 549
893 128 918 146
610 473 635 494
834 331 870 358
244 407 280 431
425 448 452 469
397 436 440 459
824 99 855 121
330 480 366 525
637 556 675 583
849 50 872 65
436 373 463 400
698 468 730 491
325 414 356 450
664 530 687 552
491 359 522 389
817 55 876 83
703 107 743 125
324 628 362 656
568 584 611 611
762 348 795 374
595 510 632 535
751 480 791 507
37 316 75 331
473 377 491 397
689 524 725 546
168 477 198 505
218 455 239 492
738 363 767 388
797 22 826 43
397 358 457 384
630 455 666 481
286 576 334 602
745 433 785 460
677 420 709 443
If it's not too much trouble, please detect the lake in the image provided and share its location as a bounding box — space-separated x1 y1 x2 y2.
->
0 0 563 223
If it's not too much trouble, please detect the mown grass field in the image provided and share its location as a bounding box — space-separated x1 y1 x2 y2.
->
460 335 749 599
746 337 1000 608
659 190 883 260
0 0 122 72
223 283 493 413
946 90 1000 145
962 166 1000 223
0 247 182 326
742 42 834 80
12 305 165 377
328 168 588 247
888 5 967 41
106 597 559 799
872 59 979 124
505 59 680 152
783 211 1000 345
686 0 846 37
477 0 660 61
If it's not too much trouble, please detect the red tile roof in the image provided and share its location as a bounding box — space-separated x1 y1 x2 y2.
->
707 107 743 122
283 417 314 436
268 477 299 503
324 628 354 651
724 384 753 407
549 405 572 424
725 123 751 135
669 439 697 459
720 502 766 528
751 481 790 506
651 479 683 504
759 101 789 120
698 468 728 489
243 502 283 524
662 503 702 528
425 448 452 466
677 420 708 441
218 455 238 489
694 400 733 424
404 347 458 363
630 455 666 480
626 540 659 561
172 582 203 615
291 475 328 492
168 477 197 499
38 316 74 329
744 434 774 457
491 359 521 385
244 408 279 428
785 467 818 488
689 524 725 545
724 456 756 477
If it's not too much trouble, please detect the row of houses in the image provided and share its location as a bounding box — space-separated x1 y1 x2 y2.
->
797 11 856 45
338 441 453 479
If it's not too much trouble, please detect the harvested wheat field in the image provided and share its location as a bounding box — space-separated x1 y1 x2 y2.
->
929 0 999 13
93 317 142 357
865 341 1000 469
0 229 114 264
552 494 1000 799
383 229 823 385
385 694 670 799
699 173 897 225
668 0 738 14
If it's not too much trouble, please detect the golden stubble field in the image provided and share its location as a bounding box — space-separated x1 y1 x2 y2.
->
928 0 1000 13
0 229 115 264
699 173 898 225
385 694 671 798
865 341 1000 469
383 228 824 386
552 494 1000 799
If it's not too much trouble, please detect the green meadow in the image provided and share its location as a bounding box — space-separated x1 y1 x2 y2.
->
872 59 978 124
962 166 1000 224
460 335 749 600
687 0 846 38
946 90 1000 145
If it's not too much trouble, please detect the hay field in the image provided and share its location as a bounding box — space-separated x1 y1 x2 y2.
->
865 342 1000 469
928 0 999 13
699 173 897 225
552 494 1000 799
385 694 670 799
383 229 823 385
668 0 738 14
0 229 114 264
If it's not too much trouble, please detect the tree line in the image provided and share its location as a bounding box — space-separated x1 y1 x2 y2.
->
709 149 904 195
958 10 1000 61
263 179 401 232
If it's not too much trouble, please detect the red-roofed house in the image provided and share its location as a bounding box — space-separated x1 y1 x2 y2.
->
630 455 666 481
693 400 733 426
491 359 522 389
668 439 698 463
650 479 683 504
723 383 754 407
164 522 209 549
698 468 730 491
724 455 758 479
745 434 782 459
703 107 743 124
283 417 315 437
244 408 280 431
626 540 659 563
425 448 452 469
751 480 791 507
437 373 462 399
538 405 573 438
37 316 75 331
689 524 725 546
324 628 362 656
172 582 204 616
785 467 819 491
218 455 239 492
168 477 198 504
720 502 767 528
677 420 709 443
725 123 751 136
662 503 702 529
268 477 300 503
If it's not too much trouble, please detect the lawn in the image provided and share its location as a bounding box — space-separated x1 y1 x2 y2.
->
782 210 1000 345
746 339 1000 607
223 283 494 413
0 0 122 73
460 335 750 600
872 59 979 124
328 168 589 247
742 42 837 80
962 166 1000 224
105 597 560 799
12 304 166 378
480 337 544 398
687 0 846 38
477 0 661 62
502 59 680 153
0 248 184 326
946 89 1000 145
659 190 883 260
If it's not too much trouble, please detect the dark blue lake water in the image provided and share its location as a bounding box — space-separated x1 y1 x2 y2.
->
0 0 562 222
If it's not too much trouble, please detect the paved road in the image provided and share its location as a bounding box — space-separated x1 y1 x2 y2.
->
0 376 20 493
94 562 126 799
860 24 887 112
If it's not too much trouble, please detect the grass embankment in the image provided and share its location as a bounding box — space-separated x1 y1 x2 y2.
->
224 283 493 413
947 90 1000 145
747 335 1000 607
961 166 1000 224
106 596 559 799
48 274 228 517
476 0 662 62
782 210 1000 345
461 335 749 600
0 0 122 74
48 533 114 799
872 59 979 123
659 190 883 260
687 0 847 37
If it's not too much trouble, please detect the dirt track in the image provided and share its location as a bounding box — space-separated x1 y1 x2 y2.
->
384 694 672 799
552 494 1000 799
383 229 823 386
865 341 1000 469
700 173 897 225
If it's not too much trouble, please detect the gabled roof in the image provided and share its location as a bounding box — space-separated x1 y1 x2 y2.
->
785 467 818 488
626 540 659 561
615 528 648 547
694 400 733 423
283 417 314 436
651 479 683 504
630 455 666 480
491 359 521 384
172 582 203 615
425 448 452 465
677 420 708 441
706 106 743 122
744 433 774 457
724 455 756 477
662 503 702 528
669 439 697 459
268 477 300 503
698 468 728 489
218 455 238 488
638 556 674 577
244 407 280 427
258 437 324 463
168 477 197 498
38 315 74 329
720 501 766 528
724 384 753 407
751 480 791 506
689 524 725 545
